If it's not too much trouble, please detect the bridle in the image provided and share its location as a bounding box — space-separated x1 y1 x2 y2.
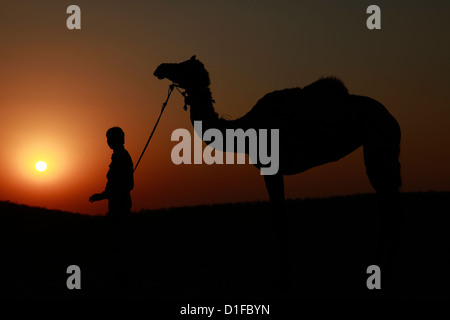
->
133 83 186 173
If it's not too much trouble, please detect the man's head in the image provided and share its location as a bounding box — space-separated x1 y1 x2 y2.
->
106 127 125 150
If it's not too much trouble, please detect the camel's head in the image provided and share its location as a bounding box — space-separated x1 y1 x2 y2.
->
154 55 210 89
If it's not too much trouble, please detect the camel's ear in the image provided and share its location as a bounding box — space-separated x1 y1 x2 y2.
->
190 55 196 61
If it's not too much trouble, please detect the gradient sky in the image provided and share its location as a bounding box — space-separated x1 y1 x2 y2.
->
1 0 449 215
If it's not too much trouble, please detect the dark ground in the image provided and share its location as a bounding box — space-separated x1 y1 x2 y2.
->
0 192 449 301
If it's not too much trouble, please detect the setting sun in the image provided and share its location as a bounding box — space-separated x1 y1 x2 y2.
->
35 161 47 172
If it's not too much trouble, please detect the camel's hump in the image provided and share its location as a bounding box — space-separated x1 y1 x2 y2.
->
302 77 349 97
254 77 348 106
244 77 349 124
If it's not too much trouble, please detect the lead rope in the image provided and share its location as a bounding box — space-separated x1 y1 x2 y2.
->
133 84 180 173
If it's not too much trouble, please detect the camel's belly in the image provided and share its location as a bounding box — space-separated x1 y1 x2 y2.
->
278 118 364 175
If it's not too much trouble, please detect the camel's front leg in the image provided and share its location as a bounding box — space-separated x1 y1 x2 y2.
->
264 173 286 234
264 174 290 291
264 173 285 205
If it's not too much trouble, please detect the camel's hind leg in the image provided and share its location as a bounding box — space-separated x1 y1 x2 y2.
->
264 174 290 291
363 140 402 292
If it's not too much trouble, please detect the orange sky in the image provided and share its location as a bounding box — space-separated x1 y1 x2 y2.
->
1 1 449 215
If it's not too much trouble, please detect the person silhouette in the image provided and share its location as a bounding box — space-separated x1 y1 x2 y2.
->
89 127 134 219
89 127 134 296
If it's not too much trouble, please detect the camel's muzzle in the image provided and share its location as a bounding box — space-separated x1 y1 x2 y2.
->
154 64 168 80
153 69 165 79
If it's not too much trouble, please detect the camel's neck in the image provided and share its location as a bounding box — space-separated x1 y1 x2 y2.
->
186 87 238 134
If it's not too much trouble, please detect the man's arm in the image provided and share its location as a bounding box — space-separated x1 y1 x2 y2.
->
89 192 108 202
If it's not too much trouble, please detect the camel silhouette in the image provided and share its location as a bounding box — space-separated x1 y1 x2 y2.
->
154 56 402 292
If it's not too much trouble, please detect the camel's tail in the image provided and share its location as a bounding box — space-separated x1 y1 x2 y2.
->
362 102 402 194
363 139 402 194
